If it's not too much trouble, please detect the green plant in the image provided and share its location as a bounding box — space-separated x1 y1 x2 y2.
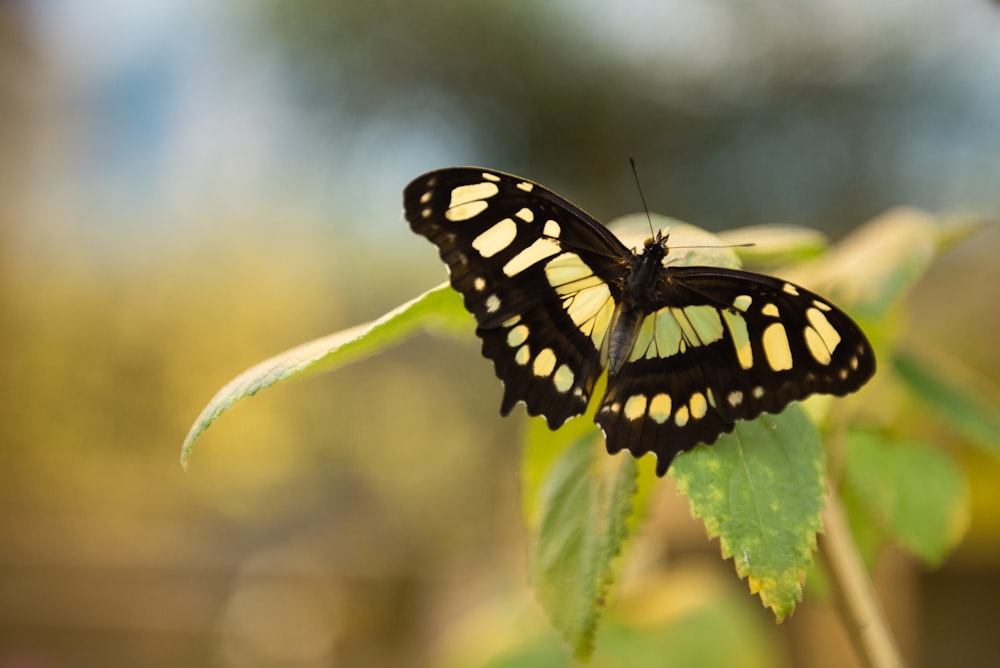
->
182 208 993 666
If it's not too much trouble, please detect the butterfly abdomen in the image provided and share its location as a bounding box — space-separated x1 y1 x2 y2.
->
605 304 642 376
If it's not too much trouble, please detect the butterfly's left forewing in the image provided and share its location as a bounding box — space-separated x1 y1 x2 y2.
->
404 168 631 428
597 266 875 475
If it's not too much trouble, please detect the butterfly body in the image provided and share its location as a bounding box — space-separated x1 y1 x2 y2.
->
603 234 662 374
404 167 875 475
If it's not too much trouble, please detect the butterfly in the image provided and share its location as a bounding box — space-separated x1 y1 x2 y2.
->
403 167 875 475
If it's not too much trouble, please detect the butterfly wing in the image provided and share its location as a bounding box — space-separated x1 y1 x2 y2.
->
596 266 875 475
404 167 631 428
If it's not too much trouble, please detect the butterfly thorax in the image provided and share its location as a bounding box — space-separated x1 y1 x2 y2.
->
625 235 668 304
606 235 669 376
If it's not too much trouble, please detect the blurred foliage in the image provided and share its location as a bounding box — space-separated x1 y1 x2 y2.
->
180 205 995 663
0 226 531 666
266 1 1000 234
4 0 1000 666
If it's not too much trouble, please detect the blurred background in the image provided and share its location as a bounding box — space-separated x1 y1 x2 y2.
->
2 0 1000 666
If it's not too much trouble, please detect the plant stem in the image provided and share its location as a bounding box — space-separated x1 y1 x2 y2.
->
818 486 905 668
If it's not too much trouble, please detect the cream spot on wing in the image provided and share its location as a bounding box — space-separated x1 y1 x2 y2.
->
485 294 501 314
559 288 615 347
553 364 575 392
733 294 753 312
533 347 557 377
446 200 488 221
671 305 724 346
630 315 655 362
515 207 534 222
813 299 832 312
514 345 530 366
543 219 561 238
624 394 648 421
850 355 859 370
630 308 683 362
649 393 672 423
762 322 794 371
473 277 486 292
653 309 684 355
502 315 521 327
419 190 432 204
502 237 561 277
806 307 842 353
722 309 753 370
689 392 708 419
507 324 529 348
706 388 716 407
545 253 614 344
728 390 743 407
762 303 780 318
565 284 613 327
516 181 534 192
446 182 499 221
782 283 800 296
753 386 765 399
545 253 602 292
804 327 832 365
582 293 615 345
472 217 518 258
481 172 501 182
674 405 690 427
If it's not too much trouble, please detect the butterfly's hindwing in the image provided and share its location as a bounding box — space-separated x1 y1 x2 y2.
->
404 167 876 475
404 168 631 427
597 267 875 475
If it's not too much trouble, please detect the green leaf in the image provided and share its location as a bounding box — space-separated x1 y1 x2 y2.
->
180 282 470 468
593 583 782 668
717 224 829 265
936 213 992 253
435 562 781 668
782 207 938 319
894 350 1000 456
669 405 826 620
522 414 650 661
843 432 970 566
837 473 887 569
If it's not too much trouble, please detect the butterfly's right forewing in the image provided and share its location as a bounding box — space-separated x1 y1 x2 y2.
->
404 168 630 427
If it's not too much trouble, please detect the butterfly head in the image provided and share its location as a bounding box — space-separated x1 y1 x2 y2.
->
642 229 670 255
631 229 670 285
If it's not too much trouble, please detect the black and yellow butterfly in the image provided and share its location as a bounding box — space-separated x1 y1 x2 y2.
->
404 168 875 475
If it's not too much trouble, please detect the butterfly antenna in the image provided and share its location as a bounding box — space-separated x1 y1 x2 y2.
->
670 242 756 250
629 157 657 238
629 158 752 251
